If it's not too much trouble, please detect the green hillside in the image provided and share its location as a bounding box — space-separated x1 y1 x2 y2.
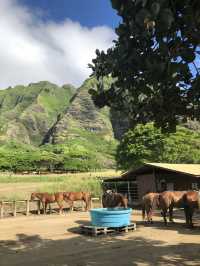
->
0 78 199 172
0 79 117 172
0 81 75 145
45 78 114 143
43 78 117 170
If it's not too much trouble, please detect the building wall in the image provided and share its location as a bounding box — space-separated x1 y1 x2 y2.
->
137 173 156 201
136 169 200 202
103 167 200 205
155 170 200 191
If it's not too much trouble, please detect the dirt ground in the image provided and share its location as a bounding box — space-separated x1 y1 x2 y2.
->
0 210 199 266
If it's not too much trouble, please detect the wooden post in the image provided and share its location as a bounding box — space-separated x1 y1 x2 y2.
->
26 200 30 216
13 201 17 217
91 197 101 208
115 182 117 193
0 201 4 218
100 197 103 208
37 200 41 215
91 198 93 209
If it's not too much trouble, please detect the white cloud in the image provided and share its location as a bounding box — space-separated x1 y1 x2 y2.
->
0 0 115 88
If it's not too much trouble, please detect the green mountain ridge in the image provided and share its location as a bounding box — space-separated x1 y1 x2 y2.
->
0 81 75 145
44 78 114 144
0 78 199 172
0 78 118 171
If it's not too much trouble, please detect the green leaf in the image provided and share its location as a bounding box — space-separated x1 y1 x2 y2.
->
181 49 196 63
135 8 151 26
135 0 148 7
160 8 174 29
111 0 123 10
95 49 100 56
90 0 200 132
151 2 160 16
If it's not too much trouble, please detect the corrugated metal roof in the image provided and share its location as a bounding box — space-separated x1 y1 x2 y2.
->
104 163 200 183
145 163 200 176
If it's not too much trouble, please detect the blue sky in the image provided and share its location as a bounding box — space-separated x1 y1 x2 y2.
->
20 0 120 28
0 0 118 88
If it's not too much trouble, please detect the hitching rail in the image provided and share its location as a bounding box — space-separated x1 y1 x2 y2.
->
0 198 100 218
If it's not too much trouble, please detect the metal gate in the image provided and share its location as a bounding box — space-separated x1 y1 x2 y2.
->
103 181 139 204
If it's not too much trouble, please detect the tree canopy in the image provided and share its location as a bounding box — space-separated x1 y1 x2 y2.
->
0 139 116 173
89 0 200 132
116 123 200 170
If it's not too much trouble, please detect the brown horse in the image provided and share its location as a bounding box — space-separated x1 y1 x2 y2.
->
159 191 187 225
183 191 200 228
142 192 160 223
31 192 65 214
102 190 128 208
63 192 91 211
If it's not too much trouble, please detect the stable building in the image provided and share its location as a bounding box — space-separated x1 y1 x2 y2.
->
103 163 200 205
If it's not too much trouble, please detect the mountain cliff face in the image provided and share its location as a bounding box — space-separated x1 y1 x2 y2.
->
0 81 75 145
0 79 199 171
0 78 130 169
0 78 129 148
44 78 114 144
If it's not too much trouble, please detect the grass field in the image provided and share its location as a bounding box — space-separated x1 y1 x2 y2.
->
0 170 120 200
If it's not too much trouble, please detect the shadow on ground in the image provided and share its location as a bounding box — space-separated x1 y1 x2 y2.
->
137 220 200 235
0 224 199 266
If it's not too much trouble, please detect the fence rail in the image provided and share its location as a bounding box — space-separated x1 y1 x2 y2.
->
0 198 100 219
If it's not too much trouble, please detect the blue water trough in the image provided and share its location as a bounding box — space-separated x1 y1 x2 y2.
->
90 208 132 227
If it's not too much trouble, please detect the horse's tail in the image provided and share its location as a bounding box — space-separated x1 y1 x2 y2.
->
158 193 163 209
182 193 188 208
142 204 146 220
154 193 160 209
142 198 146 220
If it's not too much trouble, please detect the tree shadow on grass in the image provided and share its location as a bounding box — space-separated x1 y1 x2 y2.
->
0 230 199 266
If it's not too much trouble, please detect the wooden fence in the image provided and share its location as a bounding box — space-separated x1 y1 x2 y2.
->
0 198 100 219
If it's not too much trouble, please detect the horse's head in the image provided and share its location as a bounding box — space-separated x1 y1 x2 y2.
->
106 189 113 194
63 192 70 200
30 192 37 200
